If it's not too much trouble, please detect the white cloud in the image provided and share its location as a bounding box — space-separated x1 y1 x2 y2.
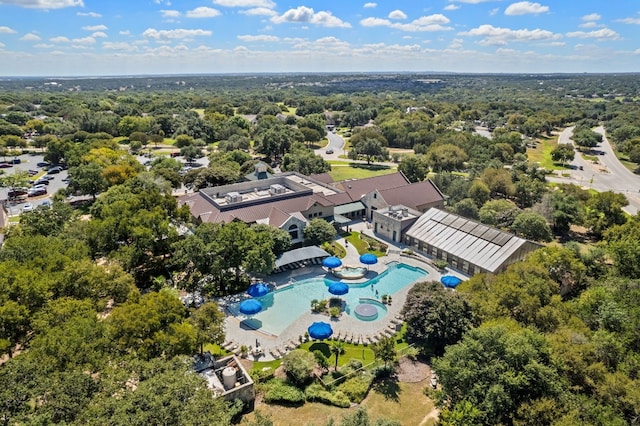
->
0 0 83 8
0 42 5 48
186 7 221 18
20 32 41 41
582 13 601 22
363 2 376 8
82 24 107 31
449 38 463 49
72 36 95 44
388 10 407 20
119 30 131 35
566 28 620 40
102 41 139 52
361 14 452 32
213 0 275 7
161 10 181 18
271 7 351 28
92 31 107 38
459 24 562 45
50 36 70 43
617 17 640 25
143 28 212 40
444 5 459 11
33 43 54 48
240 7 276 16
504 2 549 16
579 22 597 29
0 26 17 34
237 34 280 42
77 11 101 17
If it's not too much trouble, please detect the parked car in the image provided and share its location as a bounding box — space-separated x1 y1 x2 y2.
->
37 161 50 167
0 162 12 168
28 169 38 176
170 152 180 157
28 187 47 197
10 158 21 164
8 187 29 198
22 202 33 212
40 200 52 208
47 166 63 174
32 178 50 186
326 149 334 154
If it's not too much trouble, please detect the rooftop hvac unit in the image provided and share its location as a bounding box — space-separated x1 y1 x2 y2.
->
225 192 243 203
269 184 286 195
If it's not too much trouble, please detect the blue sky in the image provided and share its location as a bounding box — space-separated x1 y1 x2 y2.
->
0 0 639 76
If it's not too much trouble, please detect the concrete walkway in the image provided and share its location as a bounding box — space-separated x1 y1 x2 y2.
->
220 221 455 361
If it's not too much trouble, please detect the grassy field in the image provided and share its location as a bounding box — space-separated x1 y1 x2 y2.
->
526 135 567 171
328 161 397 181
240 380 437 426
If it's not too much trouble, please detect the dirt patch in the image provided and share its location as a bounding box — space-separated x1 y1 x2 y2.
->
396 356 431 383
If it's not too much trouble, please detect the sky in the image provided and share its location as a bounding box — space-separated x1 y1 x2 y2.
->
0 0 639 76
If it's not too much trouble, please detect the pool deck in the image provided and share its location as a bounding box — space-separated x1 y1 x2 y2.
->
220 221 462 361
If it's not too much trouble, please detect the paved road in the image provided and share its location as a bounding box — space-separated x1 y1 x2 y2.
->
314 130 346 160
550 126 640 215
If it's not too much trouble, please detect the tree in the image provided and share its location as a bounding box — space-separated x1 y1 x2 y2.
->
468 180 490 207
434 321 562 425
478 199 520 228
605 215 640 278
453 198 479 219
398 155 427 182
480 167 515 198
551 144 575 164
189 302 225 354
350 138 389 165
584 191 628 238
303 218 336 246
282 349 316 385
425 144 468 172
0 301 30 358
330 341 345 371
69 162 107 199
511 211 553 242
573 126 602 149
180 145 202 163
402 281 475 355
371 336 396 368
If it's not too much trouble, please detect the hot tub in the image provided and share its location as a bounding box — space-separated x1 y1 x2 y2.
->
332 265 367 280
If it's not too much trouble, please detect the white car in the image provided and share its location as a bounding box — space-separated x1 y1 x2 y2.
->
22 203 34 212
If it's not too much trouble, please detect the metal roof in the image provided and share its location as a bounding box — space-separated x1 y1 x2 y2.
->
275 246 330 268
334 201 365 215
405 208 536 273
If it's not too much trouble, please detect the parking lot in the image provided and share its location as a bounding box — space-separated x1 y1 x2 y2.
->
1 153 69 216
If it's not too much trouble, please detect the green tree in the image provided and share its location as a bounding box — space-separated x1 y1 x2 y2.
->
69 162 107 199
510 211 553 242
551 144 575 164
282 349 316 386
350 138 389 165
584 191 628 238
303 218 336 246
0 301 30 358
425 144 468 172
398 155 427 182
403 281 475 355
330 341 345 371
371 336 396 368
189 302 225 354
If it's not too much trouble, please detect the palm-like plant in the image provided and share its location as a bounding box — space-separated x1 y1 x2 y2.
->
330 341 344 371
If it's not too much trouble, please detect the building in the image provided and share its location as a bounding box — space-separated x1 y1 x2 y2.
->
179 171 445 245
403 208 541 275
371 205 422 243
193 352 255 406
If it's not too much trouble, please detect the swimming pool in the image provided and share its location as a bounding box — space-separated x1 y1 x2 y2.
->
229 262 428 335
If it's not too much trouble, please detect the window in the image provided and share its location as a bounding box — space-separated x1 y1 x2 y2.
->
318 211 322 216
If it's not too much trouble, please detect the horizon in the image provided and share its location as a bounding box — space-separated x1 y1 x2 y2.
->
1 1 639 76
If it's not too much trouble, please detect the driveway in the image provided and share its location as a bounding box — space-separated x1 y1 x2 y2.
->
315 131 346 160
549 126 640 214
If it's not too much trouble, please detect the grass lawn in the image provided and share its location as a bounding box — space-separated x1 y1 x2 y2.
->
526 135 567 171
321 241 346 258
328 161 397 181
241 380 436 426
345 231 386 257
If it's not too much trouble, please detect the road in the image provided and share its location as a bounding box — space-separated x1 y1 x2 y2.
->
314 130 346 160
550 126 640 215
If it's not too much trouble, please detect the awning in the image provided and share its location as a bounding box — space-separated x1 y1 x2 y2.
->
334 201 365 215
275 246 330 268
332 214 351 224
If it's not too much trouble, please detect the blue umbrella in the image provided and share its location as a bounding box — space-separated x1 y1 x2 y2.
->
308 321 333 340
322 256 342 269
247 282 269 298
328 281 349 296
441 275 462 288
359 253 378 265
238 299 263 315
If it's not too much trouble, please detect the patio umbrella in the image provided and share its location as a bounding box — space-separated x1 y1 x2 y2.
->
322 256 342 269
238 299 263 315
441 275 462 288
307 321 333 340
359 253 378 269
247 282 269 298
328 281 349 296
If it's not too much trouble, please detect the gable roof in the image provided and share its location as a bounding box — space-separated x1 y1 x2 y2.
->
405 208 539 273
335 172 410 201
377 179 444 211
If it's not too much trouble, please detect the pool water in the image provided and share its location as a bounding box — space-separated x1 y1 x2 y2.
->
229 262 428 335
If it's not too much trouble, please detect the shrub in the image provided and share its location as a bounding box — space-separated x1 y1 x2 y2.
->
251 367 275 383
329 307 341 318
433 260 448 270
263 379 306 405
337 373 374 403
305 383 351 408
